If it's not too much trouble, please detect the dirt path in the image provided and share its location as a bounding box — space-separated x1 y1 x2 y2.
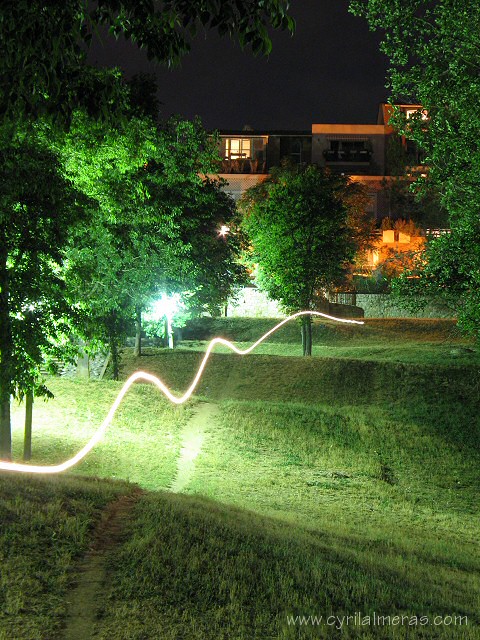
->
61 488 143 640
169 402 220 493
61 401 220 636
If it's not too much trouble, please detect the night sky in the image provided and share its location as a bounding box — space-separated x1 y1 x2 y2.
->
88 1 389 131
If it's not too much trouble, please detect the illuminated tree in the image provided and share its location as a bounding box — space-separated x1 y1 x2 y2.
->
350 0 480 338
0 133 91 459
241 165 372 355
62 113 246 377
0 0 291 458
0 100 246 457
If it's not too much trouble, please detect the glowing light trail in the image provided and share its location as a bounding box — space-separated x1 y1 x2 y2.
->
0 311 363 474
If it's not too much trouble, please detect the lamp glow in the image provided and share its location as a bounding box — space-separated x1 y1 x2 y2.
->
0 311 363 475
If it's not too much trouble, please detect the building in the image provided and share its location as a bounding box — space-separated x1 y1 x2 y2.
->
214 103 426 221
214 104 434 317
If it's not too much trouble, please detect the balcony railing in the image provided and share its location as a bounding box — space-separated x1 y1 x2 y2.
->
323 149 372 163
221 158 266 174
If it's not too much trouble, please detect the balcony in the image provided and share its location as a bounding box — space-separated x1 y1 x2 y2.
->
220 158 266 174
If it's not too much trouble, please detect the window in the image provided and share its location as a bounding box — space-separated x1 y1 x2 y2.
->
405 108 428 120
288 139 303 164
225 138 251 159
324 139 371 162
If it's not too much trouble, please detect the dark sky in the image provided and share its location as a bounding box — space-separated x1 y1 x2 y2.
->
88 1 389 131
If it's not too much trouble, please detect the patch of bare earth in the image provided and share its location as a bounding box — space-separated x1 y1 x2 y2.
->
61 488 143 640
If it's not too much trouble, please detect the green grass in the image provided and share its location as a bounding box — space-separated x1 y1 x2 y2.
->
119 349 480 409
177 316 478 367
0 474 131 640
89 491 479 639
189 398 479 540
89 378 479 638
178 339 480 366
181 316 464 345
10 378 193 490
2 321 480 638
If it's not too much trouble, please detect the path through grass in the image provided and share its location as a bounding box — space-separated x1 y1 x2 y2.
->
0 474 132 640
2 322 479 638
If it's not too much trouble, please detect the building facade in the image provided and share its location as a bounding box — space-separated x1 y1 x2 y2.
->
214 103 425 221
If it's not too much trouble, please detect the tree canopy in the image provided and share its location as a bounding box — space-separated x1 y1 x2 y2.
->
350 0 480 338
0 129 92 457
2 0 294 123
0 0 291 459
61 113 246 376
240 164 374 355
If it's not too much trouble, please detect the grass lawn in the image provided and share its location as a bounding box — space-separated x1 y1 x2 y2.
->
10 378 192 490
176 316 479 367
2 320 479 638
0 473 132 640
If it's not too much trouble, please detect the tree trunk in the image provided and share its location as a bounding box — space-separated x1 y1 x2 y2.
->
76 339 90 379
0 243 12 460
166 315 173 349
110 336 119 381
134 306 142 357
306 318 312 356
301 315 312 356
23 390 33 461
163 318 169 348
109 311 120 381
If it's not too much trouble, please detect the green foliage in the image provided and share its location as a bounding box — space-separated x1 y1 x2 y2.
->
241 165 362 312
350 0 480 337
382 175 448 229
393 225 480 338
1 0 294 123
0 129 91 401
0 0 292 454
60 112 246 358
240 164 375 353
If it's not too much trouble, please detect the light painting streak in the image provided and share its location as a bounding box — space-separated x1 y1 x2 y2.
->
0 311 363 475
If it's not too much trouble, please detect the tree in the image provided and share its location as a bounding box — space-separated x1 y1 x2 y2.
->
0 131 91 459
240 165 373 355
61 113 246 377
393 227 480 335
350 0 480 338
2 1 294 124
0 1 292 459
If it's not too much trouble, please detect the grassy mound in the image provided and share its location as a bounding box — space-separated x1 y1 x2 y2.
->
0 474 132 640
92 491 478 639
119 349 480 406
10 378 192 490
181 316 462 344
3 322 479 639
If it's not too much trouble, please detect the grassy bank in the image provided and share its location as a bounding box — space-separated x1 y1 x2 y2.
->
10 378 192 490
119 349 480 407
181 317 463 345
2 324 479 638
89 490 479 639
89 371 479 637
0 474 131 640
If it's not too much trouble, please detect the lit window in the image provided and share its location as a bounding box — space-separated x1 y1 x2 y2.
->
225 138 251 159
405 108 428 120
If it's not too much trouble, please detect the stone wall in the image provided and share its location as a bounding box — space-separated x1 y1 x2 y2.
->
227 288 453 319
356 294 453 318
227 287 284 318
227 287 364 319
